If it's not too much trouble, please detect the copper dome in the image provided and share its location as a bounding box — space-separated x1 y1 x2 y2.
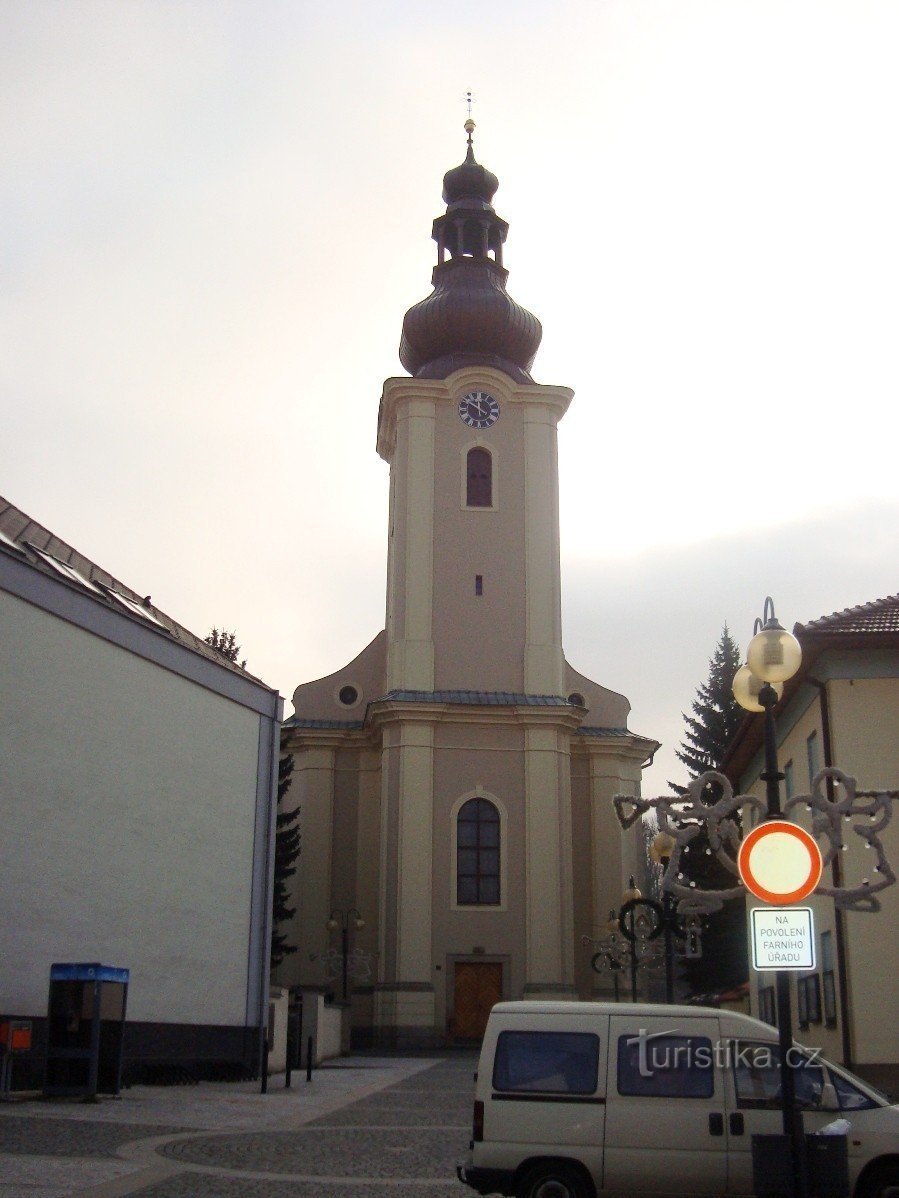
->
399 127 542 382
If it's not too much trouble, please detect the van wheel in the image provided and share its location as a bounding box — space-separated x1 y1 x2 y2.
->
518 1161 593 1198
857 1163 899 1198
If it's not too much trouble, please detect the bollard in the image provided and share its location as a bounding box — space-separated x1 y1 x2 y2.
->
260 1039 269 1094
285 1058 291 1089
306 1036 313 1082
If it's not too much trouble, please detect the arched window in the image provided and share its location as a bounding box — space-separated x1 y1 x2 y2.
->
466 447 492 508
457 798 500 905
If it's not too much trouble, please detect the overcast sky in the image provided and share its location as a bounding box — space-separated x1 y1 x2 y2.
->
3 0 897 795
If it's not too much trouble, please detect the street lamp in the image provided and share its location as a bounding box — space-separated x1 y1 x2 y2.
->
732 597 806 1198
649 832 703 1003
581 881 647 1003
619 876 643 1001
583 874 701 1003
326 908 365 1002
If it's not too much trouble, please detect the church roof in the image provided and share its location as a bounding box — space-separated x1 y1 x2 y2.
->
285 693 651 745
0 495 271 685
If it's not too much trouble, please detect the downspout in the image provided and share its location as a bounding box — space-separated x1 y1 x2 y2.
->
258 694 282 1081
807 676 853 1070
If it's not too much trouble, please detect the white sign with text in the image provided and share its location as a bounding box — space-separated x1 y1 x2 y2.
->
751 906 815 971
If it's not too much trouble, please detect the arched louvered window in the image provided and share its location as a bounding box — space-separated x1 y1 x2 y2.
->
466 447 492 508
457 798 500 905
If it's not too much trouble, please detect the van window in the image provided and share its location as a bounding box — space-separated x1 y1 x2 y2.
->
731 1041 825 1110
617 1034 713 1098
493 1031 599 1095
830 1070 880 1111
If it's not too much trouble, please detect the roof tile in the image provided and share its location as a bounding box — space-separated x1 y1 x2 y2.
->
798 594 899 636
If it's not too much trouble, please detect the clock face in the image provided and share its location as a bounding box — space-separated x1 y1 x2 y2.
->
458 391 500 429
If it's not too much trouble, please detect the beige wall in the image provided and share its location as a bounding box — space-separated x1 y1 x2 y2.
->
741 671 899 1071
378 368 572 697
0 590 261 1026
431 720 527 1032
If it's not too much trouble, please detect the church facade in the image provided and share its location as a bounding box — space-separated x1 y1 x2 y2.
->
279 124 657 1045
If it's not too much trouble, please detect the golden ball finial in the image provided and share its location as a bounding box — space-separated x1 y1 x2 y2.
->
464 118 476 135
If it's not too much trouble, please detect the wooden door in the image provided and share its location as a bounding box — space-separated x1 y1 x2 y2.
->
453 961 502 1040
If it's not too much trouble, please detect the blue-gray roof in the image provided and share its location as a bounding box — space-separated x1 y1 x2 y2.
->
283 717 365 730
382 689 572 706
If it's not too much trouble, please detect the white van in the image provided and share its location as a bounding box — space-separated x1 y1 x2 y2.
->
457 1001 898 1198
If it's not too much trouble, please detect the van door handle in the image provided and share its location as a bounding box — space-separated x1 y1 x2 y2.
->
708 1113 724 1136
730 1113 745 1136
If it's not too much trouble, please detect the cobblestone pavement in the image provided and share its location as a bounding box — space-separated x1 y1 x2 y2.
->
0 1055 476 1198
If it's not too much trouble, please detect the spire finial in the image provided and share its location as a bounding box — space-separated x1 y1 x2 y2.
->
463 90 475 149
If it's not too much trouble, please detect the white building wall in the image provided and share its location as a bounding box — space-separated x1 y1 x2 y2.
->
0 589 262 1027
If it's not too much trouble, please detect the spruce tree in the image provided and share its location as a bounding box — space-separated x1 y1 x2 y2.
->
669 626 747 995
671 626 743 796
271 754 300 970
203 629 299 968
204 627 247 669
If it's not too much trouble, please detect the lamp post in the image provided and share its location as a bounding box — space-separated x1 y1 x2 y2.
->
648 831 703 1003
589 908 625 1002
326 908 365 1003
620 877 643 1001
732 598 806 1198
583 873 701 1003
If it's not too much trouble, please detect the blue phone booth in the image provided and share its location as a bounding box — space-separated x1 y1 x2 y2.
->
44 963 129 1098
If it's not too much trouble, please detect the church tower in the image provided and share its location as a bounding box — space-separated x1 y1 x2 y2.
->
282 124 658 1045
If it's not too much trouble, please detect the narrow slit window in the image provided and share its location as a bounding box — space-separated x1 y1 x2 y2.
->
466 448 492 507
475 575 483 596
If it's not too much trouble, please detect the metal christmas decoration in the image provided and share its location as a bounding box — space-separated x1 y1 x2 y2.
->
614 768 898 914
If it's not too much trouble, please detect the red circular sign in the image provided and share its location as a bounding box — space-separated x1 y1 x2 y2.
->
738 820 823 904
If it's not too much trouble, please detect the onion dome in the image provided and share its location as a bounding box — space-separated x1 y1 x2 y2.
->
442 133 499 205
399 121 542 382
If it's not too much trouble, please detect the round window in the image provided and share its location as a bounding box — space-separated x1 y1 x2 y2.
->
338 685 359 706
568 692 585 707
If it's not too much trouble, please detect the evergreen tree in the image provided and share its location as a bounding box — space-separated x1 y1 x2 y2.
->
669 626 748 995
271 753 300 970
204 627 246 669
203 628 299 968
671 626 743 798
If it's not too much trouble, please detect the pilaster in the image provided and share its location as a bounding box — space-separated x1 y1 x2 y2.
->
524 724 577 996
295 746 336 987
522 399 566 694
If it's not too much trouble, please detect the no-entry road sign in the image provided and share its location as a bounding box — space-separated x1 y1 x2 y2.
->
738 819 823 904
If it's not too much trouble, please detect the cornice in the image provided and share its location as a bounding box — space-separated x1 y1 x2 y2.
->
571 731 660 766
368 696 584 734
281 723 378 752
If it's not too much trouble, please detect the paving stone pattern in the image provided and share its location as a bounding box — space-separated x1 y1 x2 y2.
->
136 1179 455 1198
157 1057 473 1180
0 1116 183 1158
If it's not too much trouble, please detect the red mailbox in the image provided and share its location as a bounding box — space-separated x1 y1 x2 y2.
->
0 1021 32 1053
